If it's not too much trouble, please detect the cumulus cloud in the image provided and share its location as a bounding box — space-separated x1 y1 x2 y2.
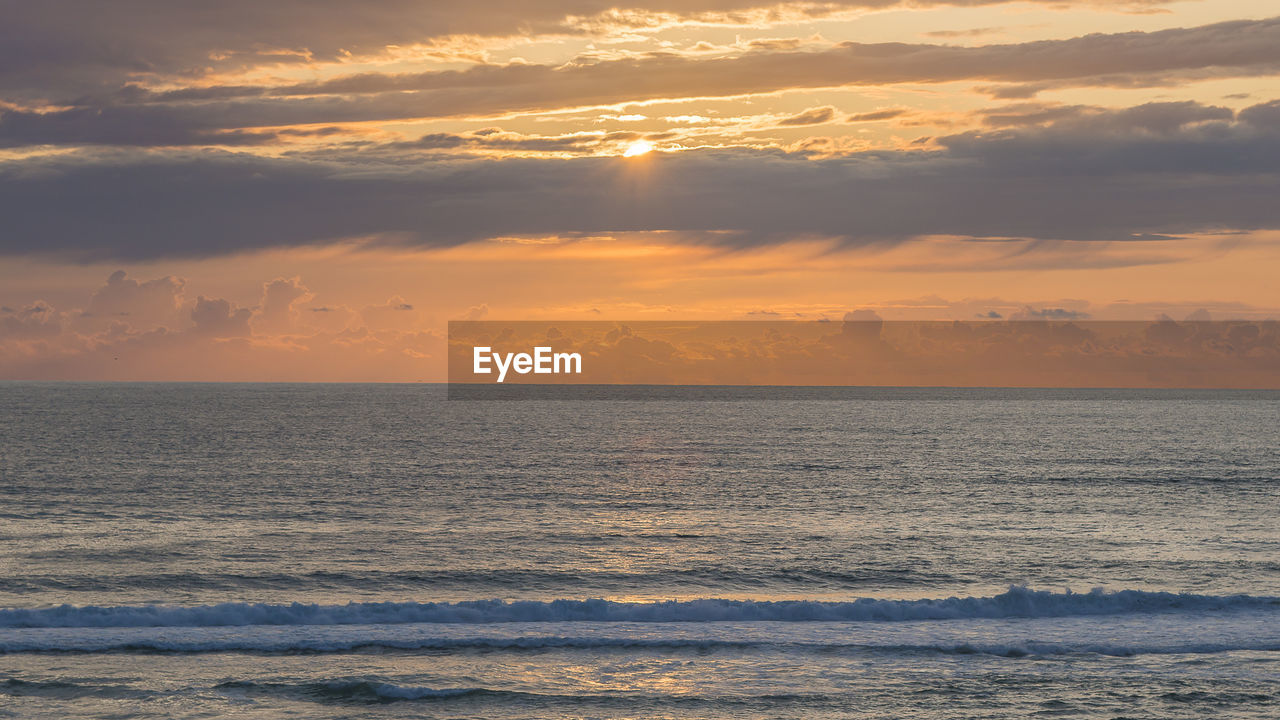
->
81 270 186 329
191 296 252 337
253 276 314 334
5 270 1275 381
0 271 450 380
0 301 62 340
461 304 491 321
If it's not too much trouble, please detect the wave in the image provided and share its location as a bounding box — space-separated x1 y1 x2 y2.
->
217 679 851 706
1 587 1275 629
2 635 762 654
0 566 954 594
1 677 158 700
4 635 1280 657
9 676 1276 709
218 679 490 702
6 678 834 707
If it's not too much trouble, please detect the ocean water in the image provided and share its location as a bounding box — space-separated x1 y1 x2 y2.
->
0 383 1278 719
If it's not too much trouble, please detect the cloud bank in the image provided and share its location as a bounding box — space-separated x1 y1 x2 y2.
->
2 100 1277 260
4 18 1278 146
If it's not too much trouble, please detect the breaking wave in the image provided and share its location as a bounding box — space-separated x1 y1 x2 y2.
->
2 587 1275 629
4 635 1280 657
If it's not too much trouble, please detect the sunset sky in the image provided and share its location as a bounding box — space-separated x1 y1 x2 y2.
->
2 0 1278 380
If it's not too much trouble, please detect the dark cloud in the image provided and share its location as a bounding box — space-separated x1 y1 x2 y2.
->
974 100 1236 133
2 100 1278 261
1240 99 1280 127
976 64 1280 100
3 18 1277 147
936 101 1272 175
0 107 280 147
400 129 643 152
0 1 1178 98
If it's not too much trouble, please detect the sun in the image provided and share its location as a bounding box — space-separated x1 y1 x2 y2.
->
623 140 654 157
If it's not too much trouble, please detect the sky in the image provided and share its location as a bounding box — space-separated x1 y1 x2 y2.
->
1 0 1278 380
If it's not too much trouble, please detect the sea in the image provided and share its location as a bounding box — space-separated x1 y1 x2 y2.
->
1 383 1277 719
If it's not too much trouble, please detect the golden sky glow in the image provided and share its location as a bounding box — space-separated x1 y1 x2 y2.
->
624 140 656 157
1 0 1279 379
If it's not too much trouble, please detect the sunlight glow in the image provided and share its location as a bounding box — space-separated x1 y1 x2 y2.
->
623 140 655 157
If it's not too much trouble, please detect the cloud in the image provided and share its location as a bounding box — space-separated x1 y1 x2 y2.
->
253 276 314 334
2 99 1278 260
0 270 457 380
191 296 252 337
847 108 910 122
924 26 1008 39
976 64 1280 100
360 296 426 330
0 1 1183 97
399 128 646 154
6 270 1276 381
3 18 1277 146
0 108 280 147
777 106 836 126
1010 306 1091 320
1240 99 1280 127
0 301 63 340
461 304 490 321
973 100 1234 134
81 270 186 329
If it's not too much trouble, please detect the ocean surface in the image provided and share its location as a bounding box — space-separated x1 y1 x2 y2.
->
1 383 1278 719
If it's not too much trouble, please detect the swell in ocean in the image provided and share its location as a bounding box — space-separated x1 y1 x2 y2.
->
0 677 923 709
3 587 1275 629
5 634 1280 657
3 587 1278 658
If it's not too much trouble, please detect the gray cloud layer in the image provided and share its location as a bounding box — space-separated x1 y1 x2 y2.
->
2 17 1277 147
3 100 1276 260
0 0 1176 97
